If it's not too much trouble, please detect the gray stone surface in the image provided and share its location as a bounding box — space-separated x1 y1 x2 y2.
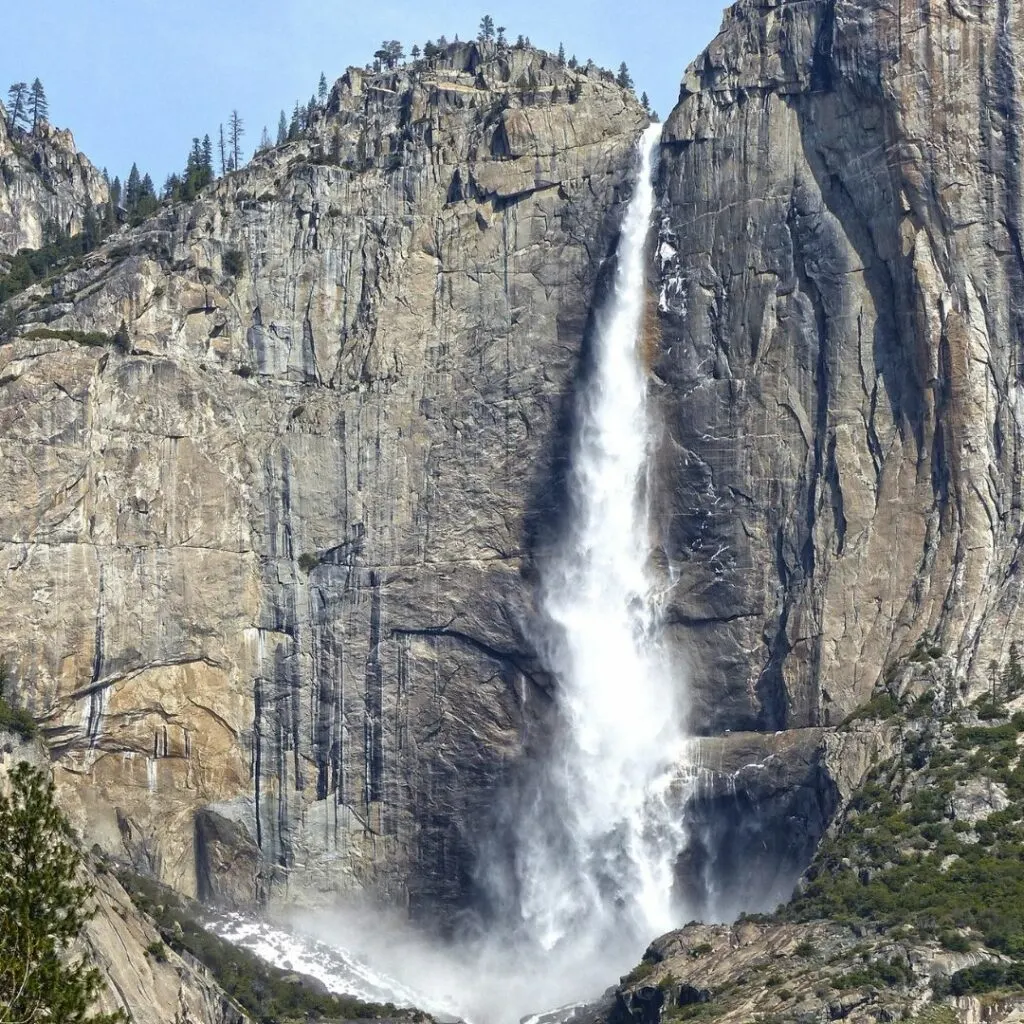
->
0 43 646 914
672 723 893 919
0 104 108 255
654 0 1024 736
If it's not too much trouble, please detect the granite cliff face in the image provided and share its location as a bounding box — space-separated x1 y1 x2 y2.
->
4 0 1022 940
0 43 645 914
655 0 1024 739
0 106 108 254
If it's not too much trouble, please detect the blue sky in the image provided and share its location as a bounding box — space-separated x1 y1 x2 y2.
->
6 0 725 185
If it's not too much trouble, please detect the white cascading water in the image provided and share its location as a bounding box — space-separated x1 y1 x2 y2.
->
513 121 689 955
212 125 694 1024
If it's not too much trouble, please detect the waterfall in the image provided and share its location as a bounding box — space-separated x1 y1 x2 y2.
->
215 126 694 1024
513 122 690 955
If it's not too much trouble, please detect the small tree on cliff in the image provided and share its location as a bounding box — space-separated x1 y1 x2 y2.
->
616 62 633 89
0 762 126 1024
478 14 495 41
5 83 28 132
29 78 48 131
228 109 245 170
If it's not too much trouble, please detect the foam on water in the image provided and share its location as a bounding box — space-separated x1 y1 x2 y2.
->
510 121 689 955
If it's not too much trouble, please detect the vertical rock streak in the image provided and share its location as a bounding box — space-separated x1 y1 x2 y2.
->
518 123 688 951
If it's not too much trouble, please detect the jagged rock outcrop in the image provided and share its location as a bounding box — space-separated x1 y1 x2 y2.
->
590 918 1007 1024
654 0 1024 735
0 43 645 914
0 105 108 254
675 722 894 920
0 729 249 1024
84 867 250 1024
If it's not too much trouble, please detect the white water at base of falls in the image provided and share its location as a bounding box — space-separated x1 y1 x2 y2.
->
214 125 695 1024
511 120 690 955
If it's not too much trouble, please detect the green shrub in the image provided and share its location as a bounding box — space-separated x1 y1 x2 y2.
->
911 1005 957 1024
939 931 971 953
222 249 245 277
835 958 910 991
0 697 37 738
23 327 116 347
956 722 1019 748
144 940 168 962
623 961 655 984
793 941 818 958
844 692 899 725
951 961 1024 995
0 226 96 303
907 691 936 719
297 552 320 573
0 662 36 739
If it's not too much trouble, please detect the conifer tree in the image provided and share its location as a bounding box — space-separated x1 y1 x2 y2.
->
6 83 28 132
375 40 403 69
162 173 181 200
138 173 157 217
496 26 506 46
411 44 421 59
218 123 228 174
478 15 495 41
185 137 202 196
81 202 102 251
557 42 566 65
181 136 214 199
288 102 302 141
640 90 650 112
258 125 271 153
104 176 121 233
318 72 328 103
276 110 288 146
125 163 142 210
201 133 213 179
0 762 126 1024
228 109 245 170
616 62 633 89
29 78 48 130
